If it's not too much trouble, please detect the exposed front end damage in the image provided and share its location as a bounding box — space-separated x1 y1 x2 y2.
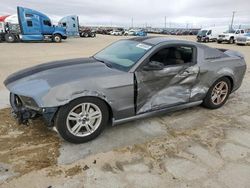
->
10 93 57 126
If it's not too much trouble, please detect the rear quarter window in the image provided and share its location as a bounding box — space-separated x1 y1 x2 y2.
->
204 47 228 60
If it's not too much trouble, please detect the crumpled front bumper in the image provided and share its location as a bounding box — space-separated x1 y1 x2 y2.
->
9 93 58 126
10 93 37 124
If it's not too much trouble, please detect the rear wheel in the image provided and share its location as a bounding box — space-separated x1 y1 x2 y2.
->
203 77 231 109
52 34 62 43
5 33 16 43
55 97 109 143
217 41 222 44
90 32 96 37
84 33 89 37
205 38 209 43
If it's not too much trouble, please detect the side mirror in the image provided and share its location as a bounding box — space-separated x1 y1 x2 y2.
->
143 61 164 71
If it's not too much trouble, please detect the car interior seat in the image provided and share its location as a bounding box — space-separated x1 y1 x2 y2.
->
165 48 184 65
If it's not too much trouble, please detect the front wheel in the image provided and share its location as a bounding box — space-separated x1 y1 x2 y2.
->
202 77 231 109
52 34 62 43
229 37 234 44
90 32 96 37
55 97 109 143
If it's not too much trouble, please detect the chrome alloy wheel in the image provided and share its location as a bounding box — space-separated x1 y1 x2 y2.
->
66 103 102 137
211 81 229 105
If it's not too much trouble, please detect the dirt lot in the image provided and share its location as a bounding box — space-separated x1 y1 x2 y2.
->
0 35 250 188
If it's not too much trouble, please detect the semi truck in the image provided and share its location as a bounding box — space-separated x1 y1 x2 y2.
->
0 6 67 43
58 15 79 37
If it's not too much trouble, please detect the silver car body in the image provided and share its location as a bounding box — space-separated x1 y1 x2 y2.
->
236 34 250 45
4 37 247 125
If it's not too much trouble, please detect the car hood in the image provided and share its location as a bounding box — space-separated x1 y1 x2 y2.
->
4 57 123 92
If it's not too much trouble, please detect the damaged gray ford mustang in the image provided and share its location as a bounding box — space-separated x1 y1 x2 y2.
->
4 37 246 143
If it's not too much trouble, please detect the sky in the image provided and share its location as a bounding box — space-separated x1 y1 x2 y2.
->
0 0 249 28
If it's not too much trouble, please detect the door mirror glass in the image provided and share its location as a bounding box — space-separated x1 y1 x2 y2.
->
143 61 164 71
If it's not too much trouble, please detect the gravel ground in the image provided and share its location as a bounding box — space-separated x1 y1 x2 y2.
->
0 34 249 188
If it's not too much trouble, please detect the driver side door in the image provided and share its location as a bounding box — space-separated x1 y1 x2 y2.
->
135 44 199 114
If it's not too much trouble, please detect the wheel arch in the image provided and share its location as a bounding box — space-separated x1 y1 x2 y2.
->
56 95 114 125
53 32 62 37
224 75 234 92
210 74 234 93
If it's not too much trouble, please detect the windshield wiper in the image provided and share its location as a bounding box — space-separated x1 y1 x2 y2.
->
92 56 113 68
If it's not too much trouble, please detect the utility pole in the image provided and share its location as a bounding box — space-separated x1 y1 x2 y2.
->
164 16 167 29
230 11 236 30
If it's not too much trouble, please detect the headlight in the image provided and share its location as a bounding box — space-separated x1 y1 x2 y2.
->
19 95 38 107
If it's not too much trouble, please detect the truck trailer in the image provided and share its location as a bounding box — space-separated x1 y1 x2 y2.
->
1 7 67 43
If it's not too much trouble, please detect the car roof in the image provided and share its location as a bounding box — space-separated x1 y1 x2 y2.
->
128 36 205 47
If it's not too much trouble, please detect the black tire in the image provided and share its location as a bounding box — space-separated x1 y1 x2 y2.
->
202 77 232 109
52 34 62 43
217 41 222 44
90 32 96 37
5 33 16 43
229 37 234 44
205 38 209 43
55 97 109 143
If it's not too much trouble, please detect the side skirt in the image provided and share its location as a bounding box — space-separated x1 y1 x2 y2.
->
113 100 203 125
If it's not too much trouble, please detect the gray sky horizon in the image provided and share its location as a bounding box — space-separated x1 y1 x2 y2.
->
0 0 249 28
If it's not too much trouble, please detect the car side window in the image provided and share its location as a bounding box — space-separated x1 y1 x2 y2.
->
207 30 212 35
150 46 194 67
43 20 52 26
27 20 33 27
241 30 245 34
236 30 240 34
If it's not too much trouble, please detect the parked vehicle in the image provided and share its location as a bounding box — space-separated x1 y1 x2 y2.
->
58 15 79 37
124 29 135 36
97 28 112 35
0 15 9 41
110 30 123 36
235 33 250 45
4 37 246 143
161 30 171 35
134 30 147 36
79 28 96 38
217 29 245 44
189 29 199 35
1 7 67 43
197 26 228 42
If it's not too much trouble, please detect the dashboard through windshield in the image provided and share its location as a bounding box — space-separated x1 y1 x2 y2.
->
94 40 153 71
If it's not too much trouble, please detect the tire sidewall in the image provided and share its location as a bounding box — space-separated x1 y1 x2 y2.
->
53 34 62 43
203 77 232 109
5 34 16 43
229 38 234 44
55 97 109 143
